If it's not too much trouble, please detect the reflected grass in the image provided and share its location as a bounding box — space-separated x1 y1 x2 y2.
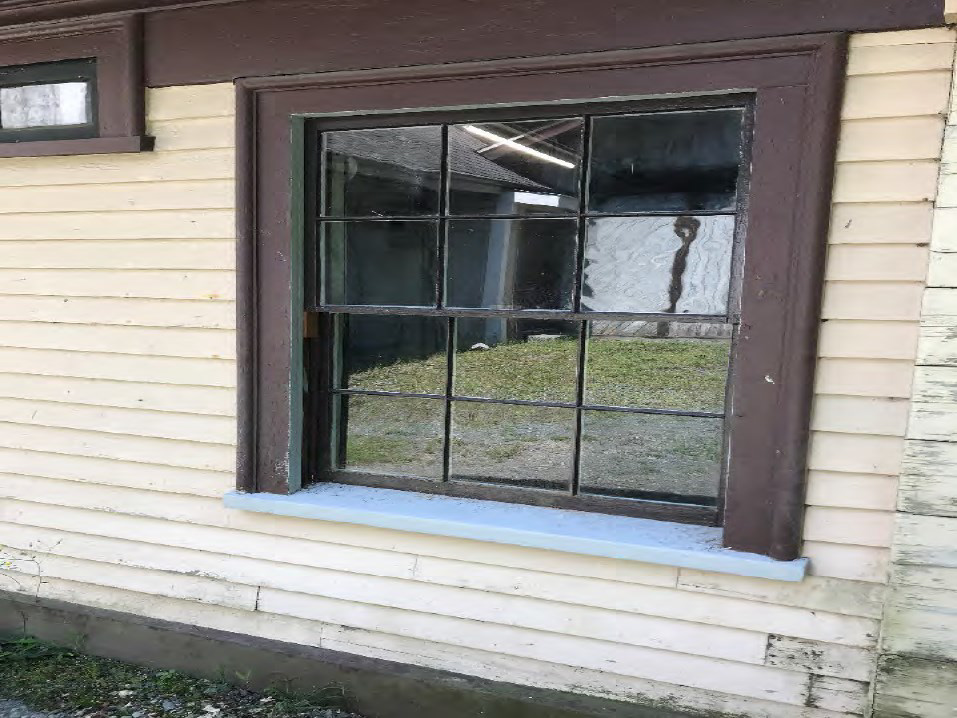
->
349 336 729 411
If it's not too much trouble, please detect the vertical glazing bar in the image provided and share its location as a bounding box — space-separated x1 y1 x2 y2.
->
570 320 588 495
572 116 592 314
442 315 455 482
436 124 450 309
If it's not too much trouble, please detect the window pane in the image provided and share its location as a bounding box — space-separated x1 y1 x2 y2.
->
322 220 438 306
580 411 723 504
454 318 579 403
0 82 89 129
341 314 448 395
588 109 744 213
323 126 441 217
339 395 445 479
450 402 575 490
446 218 577 310
582 215 734 315
585 328 731 412
448 119 583 216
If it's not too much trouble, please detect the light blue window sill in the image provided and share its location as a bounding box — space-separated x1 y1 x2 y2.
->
224 483 808 582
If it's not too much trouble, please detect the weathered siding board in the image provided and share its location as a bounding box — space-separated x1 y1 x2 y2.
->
874 31 957 717
2 31 954 718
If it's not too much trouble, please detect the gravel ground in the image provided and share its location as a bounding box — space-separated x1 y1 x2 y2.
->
0 699 59 718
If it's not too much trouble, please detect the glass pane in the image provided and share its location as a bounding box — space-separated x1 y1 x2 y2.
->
588 109 744 214
0 82 89 129
582 215 734 315
454 318 579 403
341 314 448 395
446 218 577 310
339 395 445 479
585 329 731 412
448 119 583 216
323 126 441 217
580 411 723 504
450 402 575 490
322 220 438 306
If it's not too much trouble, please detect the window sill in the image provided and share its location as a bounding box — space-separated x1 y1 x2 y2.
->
0 135 154 158
224 484 808 582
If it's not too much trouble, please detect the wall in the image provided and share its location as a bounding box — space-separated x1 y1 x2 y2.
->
0 28 953 718
873 42 957 718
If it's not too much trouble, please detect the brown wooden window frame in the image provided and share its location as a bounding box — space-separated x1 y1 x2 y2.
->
237 33 847 560
0 15 151 157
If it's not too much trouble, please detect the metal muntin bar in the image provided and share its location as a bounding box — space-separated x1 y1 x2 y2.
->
317 209 737 223
332 387 724 419
441 316 455 482
311 305 732 324
570 320 589 496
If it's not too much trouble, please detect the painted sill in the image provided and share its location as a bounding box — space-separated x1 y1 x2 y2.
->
224 484 808 582
0 135 153 158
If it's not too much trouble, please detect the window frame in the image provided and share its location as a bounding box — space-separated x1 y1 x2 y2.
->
301 95 755 527
0 16 151 157
0 58 98 142
237 33 847 560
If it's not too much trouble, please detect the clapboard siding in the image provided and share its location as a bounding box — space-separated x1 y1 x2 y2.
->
2 31 954 717
873 28 957 718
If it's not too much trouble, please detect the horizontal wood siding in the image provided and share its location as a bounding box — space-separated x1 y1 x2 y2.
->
1 31 951 718
873 29 957 718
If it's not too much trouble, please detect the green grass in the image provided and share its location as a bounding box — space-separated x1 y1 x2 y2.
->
349 337 729 411
0 636 355 717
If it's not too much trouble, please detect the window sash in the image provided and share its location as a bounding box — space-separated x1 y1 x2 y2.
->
304 96 754 525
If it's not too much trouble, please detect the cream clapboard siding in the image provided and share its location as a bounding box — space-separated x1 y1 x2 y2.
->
872 37 957 718
0 30 950 718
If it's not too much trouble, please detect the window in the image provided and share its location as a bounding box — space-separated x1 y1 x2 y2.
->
0 59 97 142
304 101 752 524
238 34 845 560
0 17 150 157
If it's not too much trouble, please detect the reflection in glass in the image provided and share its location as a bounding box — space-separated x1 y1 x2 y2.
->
448 119 583 216
446 218 577 310
579 411 723 504
450 402 574 490
585 330 731 411
454 319 579 402
341 314 447 394
582 215 734 315
322 220 437 306
339 395 445 479
323 126 441 217
589 109 744 213
0 82 90 129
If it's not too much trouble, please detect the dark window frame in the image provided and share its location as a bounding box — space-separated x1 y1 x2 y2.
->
0 16 151 157
237 33 847 560
0 58 98 142
302 95 754 526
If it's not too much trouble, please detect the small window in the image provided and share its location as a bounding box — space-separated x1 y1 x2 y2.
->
305 101 751 523
0 59 97 142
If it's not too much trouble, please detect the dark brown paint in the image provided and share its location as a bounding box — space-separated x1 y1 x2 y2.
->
237 33 845 559
146 0 934 87
0 16 148 157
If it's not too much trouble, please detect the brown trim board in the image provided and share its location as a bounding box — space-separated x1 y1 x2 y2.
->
0 15 149 157
0 590 694 718
236 34 846 560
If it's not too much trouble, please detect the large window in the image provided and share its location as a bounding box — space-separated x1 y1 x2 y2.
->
239 35 844 559
304 100 752 523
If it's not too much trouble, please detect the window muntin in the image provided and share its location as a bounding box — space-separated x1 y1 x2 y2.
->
0 59 97 142
308 101 750 522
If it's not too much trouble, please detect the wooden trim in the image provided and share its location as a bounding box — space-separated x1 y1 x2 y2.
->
0 15 149 156
0 589 692 718
0 134 151 156
236 33 847 559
